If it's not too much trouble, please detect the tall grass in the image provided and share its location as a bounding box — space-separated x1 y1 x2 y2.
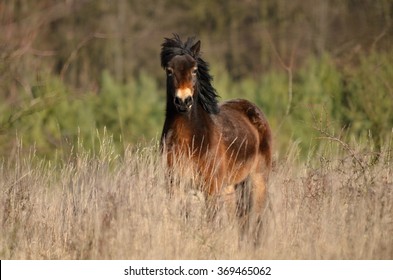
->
1 135 392 259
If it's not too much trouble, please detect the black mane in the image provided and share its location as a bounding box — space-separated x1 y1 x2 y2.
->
160 34 220 114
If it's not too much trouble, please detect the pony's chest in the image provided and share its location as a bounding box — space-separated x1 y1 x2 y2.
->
163 119 213 157
163 128 189 149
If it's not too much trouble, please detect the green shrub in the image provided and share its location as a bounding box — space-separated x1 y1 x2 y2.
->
341 50 393 150
1 51 392 160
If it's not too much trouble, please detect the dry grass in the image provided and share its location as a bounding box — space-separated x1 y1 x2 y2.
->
1 139 392 259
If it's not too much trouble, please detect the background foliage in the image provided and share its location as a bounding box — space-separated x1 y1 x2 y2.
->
1 0 392 158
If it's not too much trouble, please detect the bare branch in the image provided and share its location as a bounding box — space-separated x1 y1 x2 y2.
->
60 32 119 80
265 31 295 116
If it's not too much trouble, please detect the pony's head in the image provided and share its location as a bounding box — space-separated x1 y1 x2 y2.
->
160 34 219 114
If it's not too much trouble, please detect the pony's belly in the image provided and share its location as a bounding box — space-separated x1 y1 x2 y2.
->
227 157 258 185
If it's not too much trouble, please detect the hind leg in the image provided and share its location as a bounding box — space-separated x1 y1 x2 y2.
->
234 177 252 237
235 173 268 244
249 172 268 244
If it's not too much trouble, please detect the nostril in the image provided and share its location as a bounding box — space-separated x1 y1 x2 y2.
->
184 96 193 107
174 96 182 106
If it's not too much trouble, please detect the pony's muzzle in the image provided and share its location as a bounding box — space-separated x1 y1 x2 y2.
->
174 88 193 113
174 95 193 112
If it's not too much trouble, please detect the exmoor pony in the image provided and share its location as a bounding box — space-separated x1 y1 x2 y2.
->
160 34 272 238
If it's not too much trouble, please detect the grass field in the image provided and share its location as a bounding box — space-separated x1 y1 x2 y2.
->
1 137 392 259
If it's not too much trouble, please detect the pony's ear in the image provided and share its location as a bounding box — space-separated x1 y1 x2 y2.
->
190 40 201 56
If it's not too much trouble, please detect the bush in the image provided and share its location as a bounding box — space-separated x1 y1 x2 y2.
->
341 51 393 150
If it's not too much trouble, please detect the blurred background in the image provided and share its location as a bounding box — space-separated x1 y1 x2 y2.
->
1 0 392 159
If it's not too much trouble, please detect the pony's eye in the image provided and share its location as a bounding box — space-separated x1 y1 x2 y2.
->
192 67 198 75
166 68 173 77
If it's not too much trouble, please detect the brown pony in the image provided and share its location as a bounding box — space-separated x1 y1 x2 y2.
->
160 34 272 230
